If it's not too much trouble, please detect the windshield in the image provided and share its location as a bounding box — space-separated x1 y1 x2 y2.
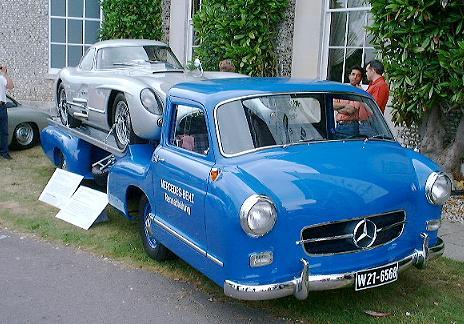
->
96 45 183 70
216 93 394 156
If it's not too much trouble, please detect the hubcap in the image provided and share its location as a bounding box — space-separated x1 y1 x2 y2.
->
144 205 158 249
115 101 130 147
15 123 34 145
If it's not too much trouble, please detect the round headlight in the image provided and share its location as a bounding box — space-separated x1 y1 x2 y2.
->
140 88 161 114
425 172 452 205
240 195 277 237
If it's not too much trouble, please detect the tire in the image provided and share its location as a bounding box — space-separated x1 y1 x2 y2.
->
138 195 173 261
57 84 81 128
10 122 39 150
54 149 67 169
112 93 138 149
57 84 69 126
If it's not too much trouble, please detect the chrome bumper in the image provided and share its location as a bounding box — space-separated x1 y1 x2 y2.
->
224 234 444 301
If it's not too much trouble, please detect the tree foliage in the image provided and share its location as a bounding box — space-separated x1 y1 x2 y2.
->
369 0 464 126
193 0 288 76
369 0 464 176
100 0 163 41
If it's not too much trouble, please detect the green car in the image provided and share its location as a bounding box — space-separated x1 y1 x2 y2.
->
5 95 50 149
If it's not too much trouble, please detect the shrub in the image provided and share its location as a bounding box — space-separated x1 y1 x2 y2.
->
100 0 163 41
193 0 288 76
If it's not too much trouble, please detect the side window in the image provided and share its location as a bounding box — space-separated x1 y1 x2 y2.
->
79 48 95 71
172 105 209 155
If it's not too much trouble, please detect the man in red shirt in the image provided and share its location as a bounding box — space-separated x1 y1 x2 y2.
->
365 60 390 113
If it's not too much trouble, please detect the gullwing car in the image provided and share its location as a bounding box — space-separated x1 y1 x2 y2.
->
54 39 241 149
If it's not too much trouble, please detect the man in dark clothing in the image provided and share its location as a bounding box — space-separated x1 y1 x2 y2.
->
0 65 14 160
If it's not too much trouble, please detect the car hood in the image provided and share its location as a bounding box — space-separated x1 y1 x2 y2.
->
231 141 423 220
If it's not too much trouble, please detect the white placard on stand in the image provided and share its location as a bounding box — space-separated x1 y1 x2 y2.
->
56 186 108 230
39 168 84 209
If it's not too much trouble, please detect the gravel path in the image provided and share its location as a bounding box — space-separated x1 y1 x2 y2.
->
442 195 464 223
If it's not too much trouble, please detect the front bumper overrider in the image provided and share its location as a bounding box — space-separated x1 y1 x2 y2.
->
224 233 444 300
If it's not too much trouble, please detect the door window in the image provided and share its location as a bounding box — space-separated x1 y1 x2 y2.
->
172 105 209 155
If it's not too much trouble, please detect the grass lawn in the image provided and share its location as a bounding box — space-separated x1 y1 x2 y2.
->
1 146 463 323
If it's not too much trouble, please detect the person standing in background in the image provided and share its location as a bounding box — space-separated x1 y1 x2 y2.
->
0 65 15 160
365 60 390 113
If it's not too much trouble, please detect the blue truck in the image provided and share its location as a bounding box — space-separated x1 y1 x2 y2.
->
41 78 450 300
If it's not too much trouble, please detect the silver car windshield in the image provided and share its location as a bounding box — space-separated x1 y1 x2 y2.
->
96 45 183 70
216 93 394 156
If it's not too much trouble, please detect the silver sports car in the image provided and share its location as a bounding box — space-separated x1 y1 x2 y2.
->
55 39 242 149
5 95 50 149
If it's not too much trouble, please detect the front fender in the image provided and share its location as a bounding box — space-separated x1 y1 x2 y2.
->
107 144 155 216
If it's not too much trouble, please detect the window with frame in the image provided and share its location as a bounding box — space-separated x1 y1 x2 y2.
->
325 0 375 84
186 0 202 63
173 105 209 155
49 0 101 70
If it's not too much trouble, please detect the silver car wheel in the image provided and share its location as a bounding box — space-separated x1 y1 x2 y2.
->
58 87 69 126
115 100 130 147
14 123 34 146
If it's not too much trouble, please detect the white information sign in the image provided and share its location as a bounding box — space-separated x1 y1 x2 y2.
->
39 168 84 209
56 186 108 230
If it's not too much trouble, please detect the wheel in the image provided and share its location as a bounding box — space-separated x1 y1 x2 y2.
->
10 123 39 150
57 84 69 126
112 93 138 149
139 195 173 261
57 84 81 128
54 149 67 169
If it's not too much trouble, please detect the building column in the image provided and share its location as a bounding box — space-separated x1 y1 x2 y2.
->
169 0 190 64
291 0 325 79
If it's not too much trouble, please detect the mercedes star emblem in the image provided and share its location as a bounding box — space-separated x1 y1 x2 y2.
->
352 219 377 248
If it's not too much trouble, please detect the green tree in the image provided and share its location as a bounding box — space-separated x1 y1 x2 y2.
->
100 0 163 41
369 0 464 177
193 0 288 76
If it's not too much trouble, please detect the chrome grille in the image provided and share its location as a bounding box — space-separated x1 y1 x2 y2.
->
298 211 406 255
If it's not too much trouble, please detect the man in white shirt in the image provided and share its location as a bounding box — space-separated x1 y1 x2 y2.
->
0 65 14 160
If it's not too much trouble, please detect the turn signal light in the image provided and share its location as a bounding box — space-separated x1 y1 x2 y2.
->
210 168 221 181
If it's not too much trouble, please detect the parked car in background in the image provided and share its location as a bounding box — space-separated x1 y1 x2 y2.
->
55 39 242 149
5 95 49 150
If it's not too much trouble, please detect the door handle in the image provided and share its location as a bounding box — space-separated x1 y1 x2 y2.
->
152 154 165 163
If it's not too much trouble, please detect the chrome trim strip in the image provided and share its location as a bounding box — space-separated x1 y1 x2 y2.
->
72 97 88 104
224 236 444 301
206 253 224 267
213 91 396 158
296 233 353 245
153 217 224 267
87 106 105 113
68 101 86 109
153 217 206 256
298 210 407 256
377 220 406 233
73 112 88 119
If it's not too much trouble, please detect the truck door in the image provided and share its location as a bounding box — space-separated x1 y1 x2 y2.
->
152 103 213 254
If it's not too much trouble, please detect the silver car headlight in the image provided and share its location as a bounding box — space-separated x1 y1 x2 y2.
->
425 171 452 205
240 195 277 237
140 88 161 114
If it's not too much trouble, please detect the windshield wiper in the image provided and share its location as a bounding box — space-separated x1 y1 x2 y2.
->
282 138 321 148
112 62 137 67
364 134 393 142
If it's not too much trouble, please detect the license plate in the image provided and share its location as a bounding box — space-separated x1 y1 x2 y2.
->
355 262 398 291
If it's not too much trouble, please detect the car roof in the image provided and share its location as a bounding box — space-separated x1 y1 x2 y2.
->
91 39 168 49
168 77 372 109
